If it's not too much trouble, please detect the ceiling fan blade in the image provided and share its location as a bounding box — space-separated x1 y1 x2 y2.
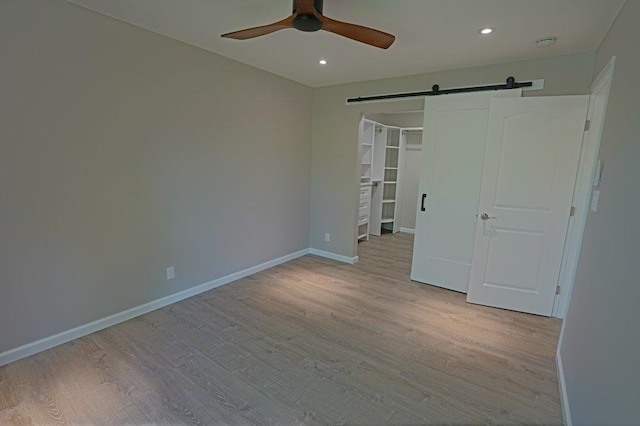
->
319 16 395 49
294 0 317 15
221 15 295 40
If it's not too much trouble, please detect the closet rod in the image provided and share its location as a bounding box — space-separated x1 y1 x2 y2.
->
347 77 531 104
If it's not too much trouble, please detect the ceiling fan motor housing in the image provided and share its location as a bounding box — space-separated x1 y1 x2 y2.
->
292 0 324 32
294 14 323 32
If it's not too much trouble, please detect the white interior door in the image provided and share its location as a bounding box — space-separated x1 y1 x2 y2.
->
466 96 589 316
411 90 521 292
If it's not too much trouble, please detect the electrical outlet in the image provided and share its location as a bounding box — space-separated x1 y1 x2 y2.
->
166 266 175 280
324 233 330 242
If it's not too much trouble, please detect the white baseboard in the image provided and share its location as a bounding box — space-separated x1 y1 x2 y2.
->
309 248 358 264
0 248 310 368
400 227 415 234
556 350 572 426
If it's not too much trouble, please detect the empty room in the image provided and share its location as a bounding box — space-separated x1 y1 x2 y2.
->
1 1 638 425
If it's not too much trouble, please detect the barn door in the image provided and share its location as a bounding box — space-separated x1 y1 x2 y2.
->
410 90 521 292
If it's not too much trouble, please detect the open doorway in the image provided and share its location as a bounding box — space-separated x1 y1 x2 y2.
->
356 112 423 278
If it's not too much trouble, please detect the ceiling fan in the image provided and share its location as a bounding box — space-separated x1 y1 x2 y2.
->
221 0 396 49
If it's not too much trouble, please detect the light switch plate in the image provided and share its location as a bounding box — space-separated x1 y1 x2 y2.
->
591 190 600 212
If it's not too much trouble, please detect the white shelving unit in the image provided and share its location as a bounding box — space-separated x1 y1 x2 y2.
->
358 119 377 241
369 123 387 236
358 183 372 241
356 119 411 239
381 127 402 233
357 118 419 241
360 120 375 183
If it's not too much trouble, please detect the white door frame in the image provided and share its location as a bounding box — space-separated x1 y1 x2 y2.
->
552 56 616 318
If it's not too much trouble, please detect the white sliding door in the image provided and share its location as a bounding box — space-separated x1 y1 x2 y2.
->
410 90 521 292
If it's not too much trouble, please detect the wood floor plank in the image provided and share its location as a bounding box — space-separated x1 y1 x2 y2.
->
0 233 563 424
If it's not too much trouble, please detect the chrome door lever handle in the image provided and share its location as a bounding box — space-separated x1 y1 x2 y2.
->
480 213 497 221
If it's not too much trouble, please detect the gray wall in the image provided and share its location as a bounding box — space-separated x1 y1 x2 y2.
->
399 132 423 231
311 53 596 257
0 0 312 354
559 1 640 424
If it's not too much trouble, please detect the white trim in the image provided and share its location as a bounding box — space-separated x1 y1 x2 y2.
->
552 56 616 319
556 350 573 426
309 248 359 264
400 227 415 234
0 248 310 367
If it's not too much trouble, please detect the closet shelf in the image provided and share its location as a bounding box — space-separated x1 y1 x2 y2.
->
385 167 398 170
382 199 396 203
383 181 397 184
381 218 395 224
386 146 400 149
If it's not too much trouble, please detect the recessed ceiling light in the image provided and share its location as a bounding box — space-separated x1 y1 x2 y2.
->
479 27 495 35
319 59 328 65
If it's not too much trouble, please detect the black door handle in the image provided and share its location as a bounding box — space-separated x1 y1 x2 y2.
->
421 193 427 212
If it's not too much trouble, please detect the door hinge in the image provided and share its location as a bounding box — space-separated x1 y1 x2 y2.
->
584 120 591 131
556 285 561 295
570 206 576 217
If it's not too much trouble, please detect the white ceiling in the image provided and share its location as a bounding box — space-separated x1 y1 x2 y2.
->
68 0 624 88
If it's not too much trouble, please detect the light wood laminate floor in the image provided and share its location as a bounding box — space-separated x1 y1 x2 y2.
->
0 233 563 425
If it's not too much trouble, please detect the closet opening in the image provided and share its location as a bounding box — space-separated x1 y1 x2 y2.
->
356 111 423 275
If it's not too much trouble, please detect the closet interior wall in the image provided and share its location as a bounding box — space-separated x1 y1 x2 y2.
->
399 130 423 233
